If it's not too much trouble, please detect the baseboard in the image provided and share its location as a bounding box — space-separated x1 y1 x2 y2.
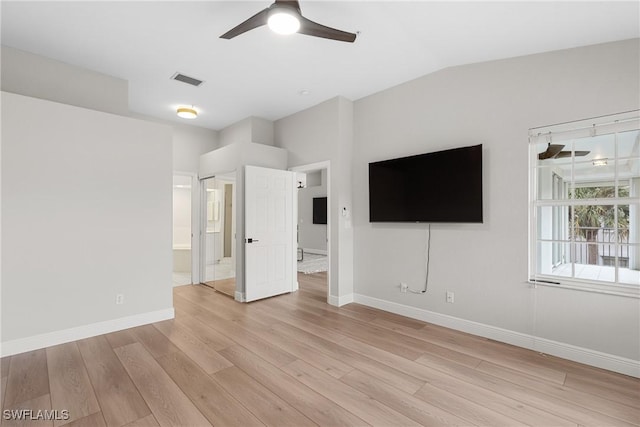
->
353 294 639 378
1 308 175 357
235 291 245 302
329 293 354 307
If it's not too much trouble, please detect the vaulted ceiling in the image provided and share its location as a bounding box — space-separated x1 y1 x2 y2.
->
2 1 638 130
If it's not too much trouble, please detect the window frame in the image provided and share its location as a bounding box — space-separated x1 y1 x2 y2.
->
528 111 640 298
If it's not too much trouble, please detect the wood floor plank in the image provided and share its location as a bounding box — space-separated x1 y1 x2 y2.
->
171 313 234 350
252 301 350 344
76 336 151 427
219 345 368 426
534 352 640 392
271 322 426 394
564 372 640 409
275 303 426 361
365 307 427 330
475 360 640 425
1 356 10 379
128 325 179 359
46 342 100 426
174 296 298 368
104 330 138 349
156 350 264 427
431 357 636 427
375 316 568 384
114 343 211 427
282 359 422 427
1 357 10 421
340 369 471 426
152 320 232 374
3 273 639 427
413 355 577 426
1 393 53 427
4 350 49 407
1 375 8 420
413 381 529 426
62 412 106 427
258 327 354 379
212 366 316 427
122 415 159 427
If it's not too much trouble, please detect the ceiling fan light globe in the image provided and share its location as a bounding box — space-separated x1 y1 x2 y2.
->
268 10 300 35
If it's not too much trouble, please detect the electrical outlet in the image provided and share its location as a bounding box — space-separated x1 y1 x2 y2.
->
446 291 454 303
116 294 124 305
400 282 408 293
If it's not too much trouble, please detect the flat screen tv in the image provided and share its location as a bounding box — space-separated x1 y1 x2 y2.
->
313 197 327 224
369 144 483 223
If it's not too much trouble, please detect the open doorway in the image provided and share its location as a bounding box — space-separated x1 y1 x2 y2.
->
173 174 193 286
293 162 330 302
200 172 236 297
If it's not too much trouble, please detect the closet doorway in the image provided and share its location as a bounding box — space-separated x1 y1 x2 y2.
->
200 172 236 297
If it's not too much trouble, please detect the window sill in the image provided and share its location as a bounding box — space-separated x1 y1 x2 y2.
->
528 277 640 298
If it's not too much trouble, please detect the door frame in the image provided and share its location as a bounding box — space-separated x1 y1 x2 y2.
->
289 161 332 304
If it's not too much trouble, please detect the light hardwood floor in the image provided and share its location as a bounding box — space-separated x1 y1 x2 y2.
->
1 272 639 426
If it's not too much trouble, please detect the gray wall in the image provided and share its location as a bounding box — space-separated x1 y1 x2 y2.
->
0 45 215 348
352 39 640 360
275 96 355 301
2 91 173 344
219 116 275 147
1 45 128 115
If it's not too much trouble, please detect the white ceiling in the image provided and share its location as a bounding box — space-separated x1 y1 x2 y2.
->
1 1 638 130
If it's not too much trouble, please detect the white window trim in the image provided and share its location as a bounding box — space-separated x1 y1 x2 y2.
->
528 111 640 299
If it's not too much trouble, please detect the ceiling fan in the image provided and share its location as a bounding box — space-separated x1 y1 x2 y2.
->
538 143 590 160
220 0 357 43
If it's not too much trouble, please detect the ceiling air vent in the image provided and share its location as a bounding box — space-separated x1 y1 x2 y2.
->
171 72 204 87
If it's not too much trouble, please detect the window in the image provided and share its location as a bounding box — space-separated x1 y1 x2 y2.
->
529 112 640 297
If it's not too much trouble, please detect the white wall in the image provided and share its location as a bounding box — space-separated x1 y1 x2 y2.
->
275 96 355 302
1 45 128 115
352 39 640 363
1 92 174 350
172 125 219 173
219 117 274 147
298 171 328 252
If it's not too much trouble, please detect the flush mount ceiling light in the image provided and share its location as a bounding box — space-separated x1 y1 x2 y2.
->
592 158 608 166
177 107 197 119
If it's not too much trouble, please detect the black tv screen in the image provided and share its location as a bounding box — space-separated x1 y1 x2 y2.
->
313 197 327 224
369 144 483 223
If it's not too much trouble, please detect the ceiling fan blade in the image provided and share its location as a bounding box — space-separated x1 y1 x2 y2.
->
298 15 357 43
575 150 590 157
538 144 565 160
220 8 269 39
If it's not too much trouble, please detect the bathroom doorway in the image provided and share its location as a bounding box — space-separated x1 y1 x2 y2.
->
172 174 193 286
200 172 236 297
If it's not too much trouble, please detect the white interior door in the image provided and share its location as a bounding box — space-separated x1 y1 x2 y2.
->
245 165 296 302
